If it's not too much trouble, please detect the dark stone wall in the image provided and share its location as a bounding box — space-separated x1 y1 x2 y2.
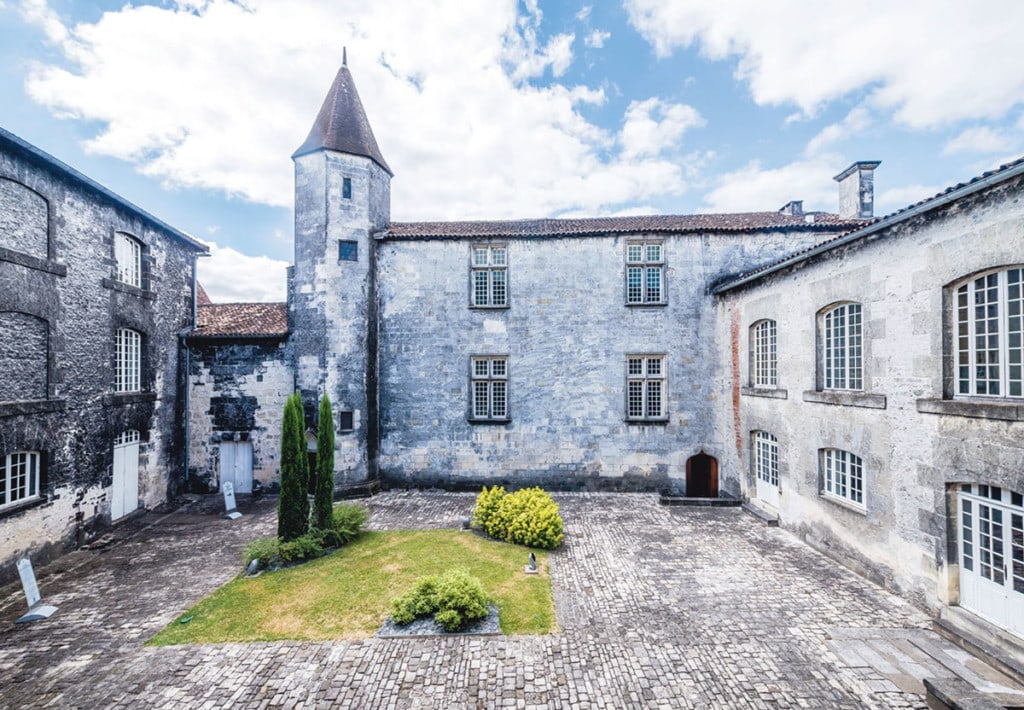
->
0 137 201 582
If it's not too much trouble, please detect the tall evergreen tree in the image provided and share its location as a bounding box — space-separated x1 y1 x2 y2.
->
277 393 309 540
313 394 335 531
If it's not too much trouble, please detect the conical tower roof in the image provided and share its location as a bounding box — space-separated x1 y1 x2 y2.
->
292 51 392 174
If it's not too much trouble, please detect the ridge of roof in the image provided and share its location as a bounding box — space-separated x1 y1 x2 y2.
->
291 58 392 174
383 212 865 239
0 127 208 253
191 302 288 339
713 154 1024 294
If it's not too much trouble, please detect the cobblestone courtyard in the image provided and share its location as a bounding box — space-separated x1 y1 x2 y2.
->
0 492 1019 708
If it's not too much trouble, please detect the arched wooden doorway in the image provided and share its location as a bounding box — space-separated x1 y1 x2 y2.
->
686 451 719 498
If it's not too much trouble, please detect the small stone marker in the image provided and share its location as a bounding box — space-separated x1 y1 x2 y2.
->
223 481 242 520
525 552 538 575
15 557 58 623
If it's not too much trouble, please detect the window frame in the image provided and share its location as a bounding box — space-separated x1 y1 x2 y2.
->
114 232 143 289
469 244 509 309
338 240 358 262
954 266 1023 399
819 448 865 510
820 302 863 391
0 450 42 512
750 319 778 388
753 431 779 488
469 355 510 422
625 240 666 306
626 354 668 422
115 327 142 393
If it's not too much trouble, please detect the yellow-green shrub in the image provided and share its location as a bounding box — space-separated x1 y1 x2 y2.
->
473 486 564 549
471 485 505 532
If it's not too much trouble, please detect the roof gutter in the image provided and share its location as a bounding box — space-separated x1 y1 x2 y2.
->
713 160 1024 295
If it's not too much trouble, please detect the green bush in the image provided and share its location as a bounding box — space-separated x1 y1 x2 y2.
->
390 569 490 632
278 532 325 563
391 575 440 625
320 502 369 548
243 536 280 568
472 486 564 549
471 485 505 532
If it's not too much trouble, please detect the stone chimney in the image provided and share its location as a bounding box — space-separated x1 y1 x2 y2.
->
833 161 880 219
778 200 803 216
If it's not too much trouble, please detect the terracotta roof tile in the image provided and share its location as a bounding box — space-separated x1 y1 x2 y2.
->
195 282 212 306
192 303 288 338
384 212 863 239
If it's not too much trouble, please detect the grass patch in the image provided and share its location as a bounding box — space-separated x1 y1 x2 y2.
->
147 529 555 645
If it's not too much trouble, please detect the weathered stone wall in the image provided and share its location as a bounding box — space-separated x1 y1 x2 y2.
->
0 137 201 582
187 338 291 489
716 175 1024 612
291 150 390 485
376 229 833 490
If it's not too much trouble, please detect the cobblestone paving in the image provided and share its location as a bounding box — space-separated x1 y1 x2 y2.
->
0 491 1002 708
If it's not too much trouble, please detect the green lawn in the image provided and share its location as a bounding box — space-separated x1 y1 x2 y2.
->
147 529 555 645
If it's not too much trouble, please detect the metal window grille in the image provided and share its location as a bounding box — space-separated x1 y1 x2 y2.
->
824 303 862 390
115 233 142 288
115 328 141 393
753 320 777 387
956 267 1023 398
0 451 39 510
626 355 665 419
821 449 864 507
471 356 508 420
470 246 508 307
625 242 664 304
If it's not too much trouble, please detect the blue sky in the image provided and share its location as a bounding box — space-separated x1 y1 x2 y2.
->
2 0 1023 301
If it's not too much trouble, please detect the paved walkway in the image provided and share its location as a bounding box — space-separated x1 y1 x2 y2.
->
0 491 1021 709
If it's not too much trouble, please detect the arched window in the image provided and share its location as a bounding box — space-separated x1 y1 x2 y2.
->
750 319 777 387
115 328 142 393
955 267 1023 397
114 232 143 288
0 178 48 259
821 302 862 390
0 312 48 401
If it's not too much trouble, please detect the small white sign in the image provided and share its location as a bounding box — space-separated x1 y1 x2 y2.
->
17 557 41 609
223 480 237 512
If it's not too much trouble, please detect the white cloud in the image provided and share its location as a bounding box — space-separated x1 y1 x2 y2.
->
701 158 839 214
942 126 1012 156
585 29 610 49
623 0 1024 128
20 0 695 224
619 97 703 159
575 5 591 21
804 106 871 157
198 242 288 303
875 184 942 213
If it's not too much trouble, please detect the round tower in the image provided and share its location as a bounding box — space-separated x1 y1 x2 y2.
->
290 51 392 486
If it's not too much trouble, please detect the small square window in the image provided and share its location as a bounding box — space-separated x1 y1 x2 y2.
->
338 410 354 431
339 240 358 262
342 177 352 199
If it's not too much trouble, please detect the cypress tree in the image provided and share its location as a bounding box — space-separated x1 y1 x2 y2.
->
277 393 309 540
292 393 310 533
313 394 335 531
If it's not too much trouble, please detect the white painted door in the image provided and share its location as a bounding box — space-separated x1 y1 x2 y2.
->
753 431 780 510
111 431 140 521
958 484 1024 639
219 441 253 494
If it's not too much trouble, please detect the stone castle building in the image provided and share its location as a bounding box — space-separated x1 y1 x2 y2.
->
2 58 1022 650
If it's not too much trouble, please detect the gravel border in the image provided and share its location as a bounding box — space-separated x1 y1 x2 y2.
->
375 604 501 638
